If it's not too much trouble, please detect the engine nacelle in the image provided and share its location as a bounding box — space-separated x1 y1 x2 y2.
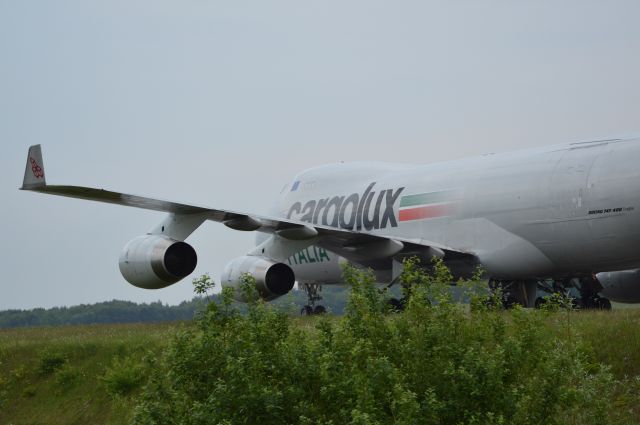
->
598 269 640 303
119 235 197 289
221 256 295 302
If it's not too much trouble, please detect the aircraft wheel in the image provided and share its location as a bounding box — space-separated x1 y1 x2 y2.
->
313 305 326 315
502 294 518 309
301 305 313 316
388 298 404 312
597 297 612 310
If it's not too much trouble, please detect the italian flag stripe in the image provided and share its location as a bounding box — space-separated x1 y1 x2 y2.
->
398 190 457 222
399 190 455 208
399 204 452 221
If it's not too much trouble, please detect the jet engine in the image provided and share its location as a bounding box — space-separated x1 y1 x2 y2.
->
598 269 640 303
119 235 197 289
221 256 295 302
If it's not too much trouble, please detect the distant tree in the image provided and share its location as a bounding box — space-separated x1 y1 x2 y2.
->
0 298 203 328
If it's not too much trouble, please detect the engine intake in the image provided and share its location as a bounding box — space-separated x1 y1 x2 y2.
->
221 256 295 302
598 269 640 303
119 235 197 289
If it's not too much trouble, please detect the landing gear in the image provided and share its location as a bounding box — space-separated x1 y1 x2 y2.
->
313 305 327 314
488 279 538 308
387 297 405 312
534 276 612 310
575 276 612 310
535 278 576 309
300 283 326 315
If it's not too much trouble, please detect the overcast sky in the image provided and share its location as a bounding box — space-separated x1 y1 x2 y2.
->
2 1 640 310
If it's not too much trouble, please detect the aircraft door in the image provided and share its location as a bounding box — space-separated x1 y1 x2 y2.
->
547 143 605 265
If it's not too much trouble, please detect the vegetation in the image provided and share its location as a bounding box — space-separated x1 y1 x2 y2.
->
130 260 640 424
0 323 174 424
0 299 198 328
0 287 353 329
2 261 640 424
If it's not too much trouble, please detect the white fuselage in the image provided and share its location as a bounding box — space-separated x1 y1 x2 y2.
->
274 138 640 282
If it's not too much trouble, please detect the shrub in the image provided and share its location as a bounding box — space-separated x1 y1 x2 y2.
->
131 261 626 424
102 355 148 397
37 349 66 376
54 365 82 393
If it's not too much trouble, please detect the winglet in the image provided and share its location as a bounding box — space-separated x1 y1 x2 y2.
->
21 145 46 189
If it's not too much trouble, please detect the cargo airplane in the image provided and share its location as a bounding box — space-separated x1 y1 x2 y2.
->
20 140 640 312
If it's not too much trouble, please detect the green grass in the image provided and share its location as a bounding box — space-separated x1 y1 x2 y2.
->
0 322 181 425
1 309 640 424
571 309 640 379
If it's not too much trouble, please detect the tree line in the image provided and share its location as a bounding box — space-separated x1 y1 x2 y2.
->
0 286 353 328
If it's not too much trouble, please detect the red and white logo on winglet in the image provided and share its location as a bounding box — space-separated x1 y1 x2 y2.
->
30 157 44 178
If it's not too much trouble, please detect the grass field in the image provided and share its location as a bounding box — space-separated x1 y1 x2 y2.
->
0 322 182 425
1 308 640 424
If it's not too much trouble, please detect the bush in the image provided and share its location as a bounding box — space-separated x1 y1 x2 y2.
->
102 355 148 397
131 261 626 424
54 365 82 393
37 349 67 376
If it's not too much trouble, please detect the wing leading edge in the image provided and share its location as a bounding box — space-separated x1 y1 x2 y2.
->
20 145 474 264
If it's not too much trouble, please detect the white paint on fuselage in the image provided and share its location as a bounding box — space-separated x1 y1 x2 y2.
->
272 138 640 281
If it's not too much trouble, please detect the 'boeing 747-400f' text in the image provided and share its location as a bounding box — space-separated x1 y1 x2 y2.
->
20 140 640 312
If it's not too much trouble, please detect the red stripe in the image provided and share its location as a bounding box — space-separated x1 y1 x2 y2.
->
399 204 451 221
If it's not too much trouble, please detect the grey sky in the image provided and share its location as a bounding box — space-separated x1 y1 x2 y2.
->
2 1 640 309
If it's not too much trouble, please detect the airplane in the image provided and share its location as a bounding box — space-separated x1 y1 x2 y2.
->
19 139 640 313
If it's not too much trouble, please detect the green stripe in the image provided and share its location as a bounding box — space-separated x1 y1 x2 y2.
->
400 191 454 208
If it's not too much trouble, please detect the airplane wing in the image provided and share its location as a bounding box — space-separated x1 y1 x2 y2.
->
21 145 475 264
